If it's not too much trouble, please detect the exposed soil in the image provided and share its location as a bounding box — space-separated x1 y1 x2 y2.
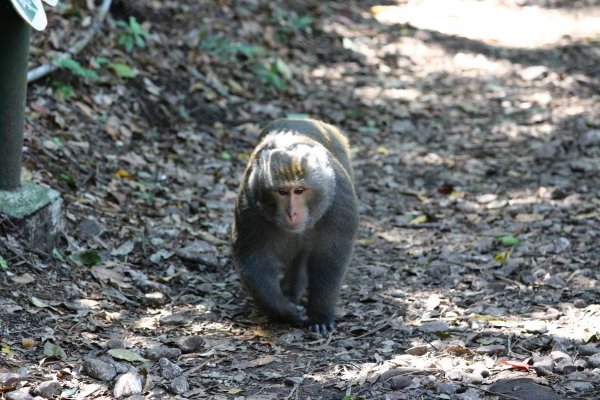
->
1 1 600 399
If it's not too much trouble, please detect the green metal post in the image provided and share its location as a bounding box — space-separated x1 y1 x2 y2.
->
0 3 31 190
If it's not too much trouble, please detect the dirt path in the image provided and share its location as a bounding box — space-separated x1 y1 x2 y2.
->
1 1 599 399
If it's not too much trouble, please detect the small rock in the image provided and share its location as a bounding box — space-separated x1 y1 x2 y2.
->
146 346 182 361
418 321 449 334
543 276 566 289
475 345 505 355
436 382 457 395
389 375 412 390
405 345 429 356
175 336 205 353
391 119 415 135
574 359 588 370
578 344 600 356
159 358 182 380
143 292 168 307
170 375 189 395
0 373 20 387
123 396 145 400
77 218 103 240
113 372 143 399
565 371 594 392
159 314 188 326
176 240 216 262
33 380 61 399
552 237 571 253
579 130 600 146
523 320 548 334
284 377 304 386
475 237 494 253
336 339 359 350
573 298 586 308
533 356 554 375
519 65 548 81
550 350 570 362
83 358 117 381
555 359 576 374
587 353 600 368
6 391 34 400
106 338 126 349
534 140 561 160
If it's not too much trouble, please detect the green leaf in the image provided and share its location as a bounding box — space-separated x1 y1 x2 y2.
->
52 248 66 261
43 342 67 360
58 173 77 189
31 296 50 308
274 58 292 80
221 151 231 160
69 251 102 266
108 348 150 363
0 255 8 271
109 63 138 78
497 235 521 246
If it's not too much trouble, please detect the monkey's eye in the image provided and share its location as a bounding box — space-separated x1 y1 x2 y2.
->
277 189 290 196
293 188 306 195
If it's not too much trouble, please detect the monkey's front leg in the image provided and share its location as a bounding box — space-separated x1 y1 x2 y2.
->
306 250 351 336
238 258 308 325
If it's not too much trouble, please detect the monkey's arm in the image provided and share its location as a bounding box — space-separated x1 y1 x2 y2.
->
237 255 307 325
232 206 308 325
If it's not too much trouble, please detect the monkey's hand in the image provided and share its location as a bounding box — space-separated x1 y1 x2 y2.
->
307 316 335 337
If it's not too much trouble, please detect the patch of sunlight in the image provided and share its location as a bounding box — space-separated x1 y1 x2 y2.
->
372 0 600 48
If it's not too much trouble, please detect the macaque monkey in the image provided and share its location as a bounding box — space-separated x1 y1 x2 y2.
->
232 119 358 335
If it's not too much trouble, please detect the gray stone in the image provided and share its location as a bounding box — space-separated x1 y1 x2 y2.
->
6 391 34 400
83 358 117 381
418 321 449 333
176 336 204 353
579 130 600 146
106 338 126 349
170 375 189 395
113 372 143 399
284 377 304 386
550 350 570 362
389 375 412 390
158 358 182 380
336 339 359 350
436 382 457 395
565 372 594 392
33 380 61 398
523 320 548 334
391 119 415 135
159 314 188 326
554 359 576 374
405 345 429 356
587 353 600 368
146 346 182 361
0 182 62 253
76 217 103 240
0 373 20 387
475 345 505 355
533 356 554 375
578 344 600 356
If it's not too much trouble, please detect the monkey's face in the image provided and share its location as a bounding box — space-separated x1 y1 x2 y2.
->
250 135 336 233
271 184 313 232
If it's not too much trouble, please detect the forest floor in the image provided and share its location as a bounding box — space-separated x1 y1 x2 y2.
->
1 0 600 399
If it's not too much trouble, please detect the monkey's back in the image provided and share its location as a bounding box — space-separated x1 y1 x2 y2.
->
258 119 353 180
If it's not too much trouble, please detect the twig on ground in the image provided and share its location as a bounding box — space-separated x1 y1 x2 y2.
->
27 0 113 83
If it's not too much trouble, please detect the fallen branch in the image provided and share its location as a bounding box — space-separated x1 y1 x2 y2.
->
27 0 112 83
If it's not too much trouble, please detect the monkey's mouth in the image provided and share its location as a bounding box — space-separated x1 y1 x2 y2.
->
281 222 305 233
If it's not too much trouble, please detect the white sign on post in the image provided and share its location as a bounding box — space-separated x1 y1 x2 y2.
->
10 0 59 32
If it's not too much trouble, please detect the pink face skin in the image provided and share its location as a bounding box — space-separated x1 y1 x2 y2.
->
273 185 311 232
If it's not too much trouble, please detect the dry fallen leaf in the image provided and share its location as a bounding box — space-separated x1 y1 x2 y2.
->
499 360 531 371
